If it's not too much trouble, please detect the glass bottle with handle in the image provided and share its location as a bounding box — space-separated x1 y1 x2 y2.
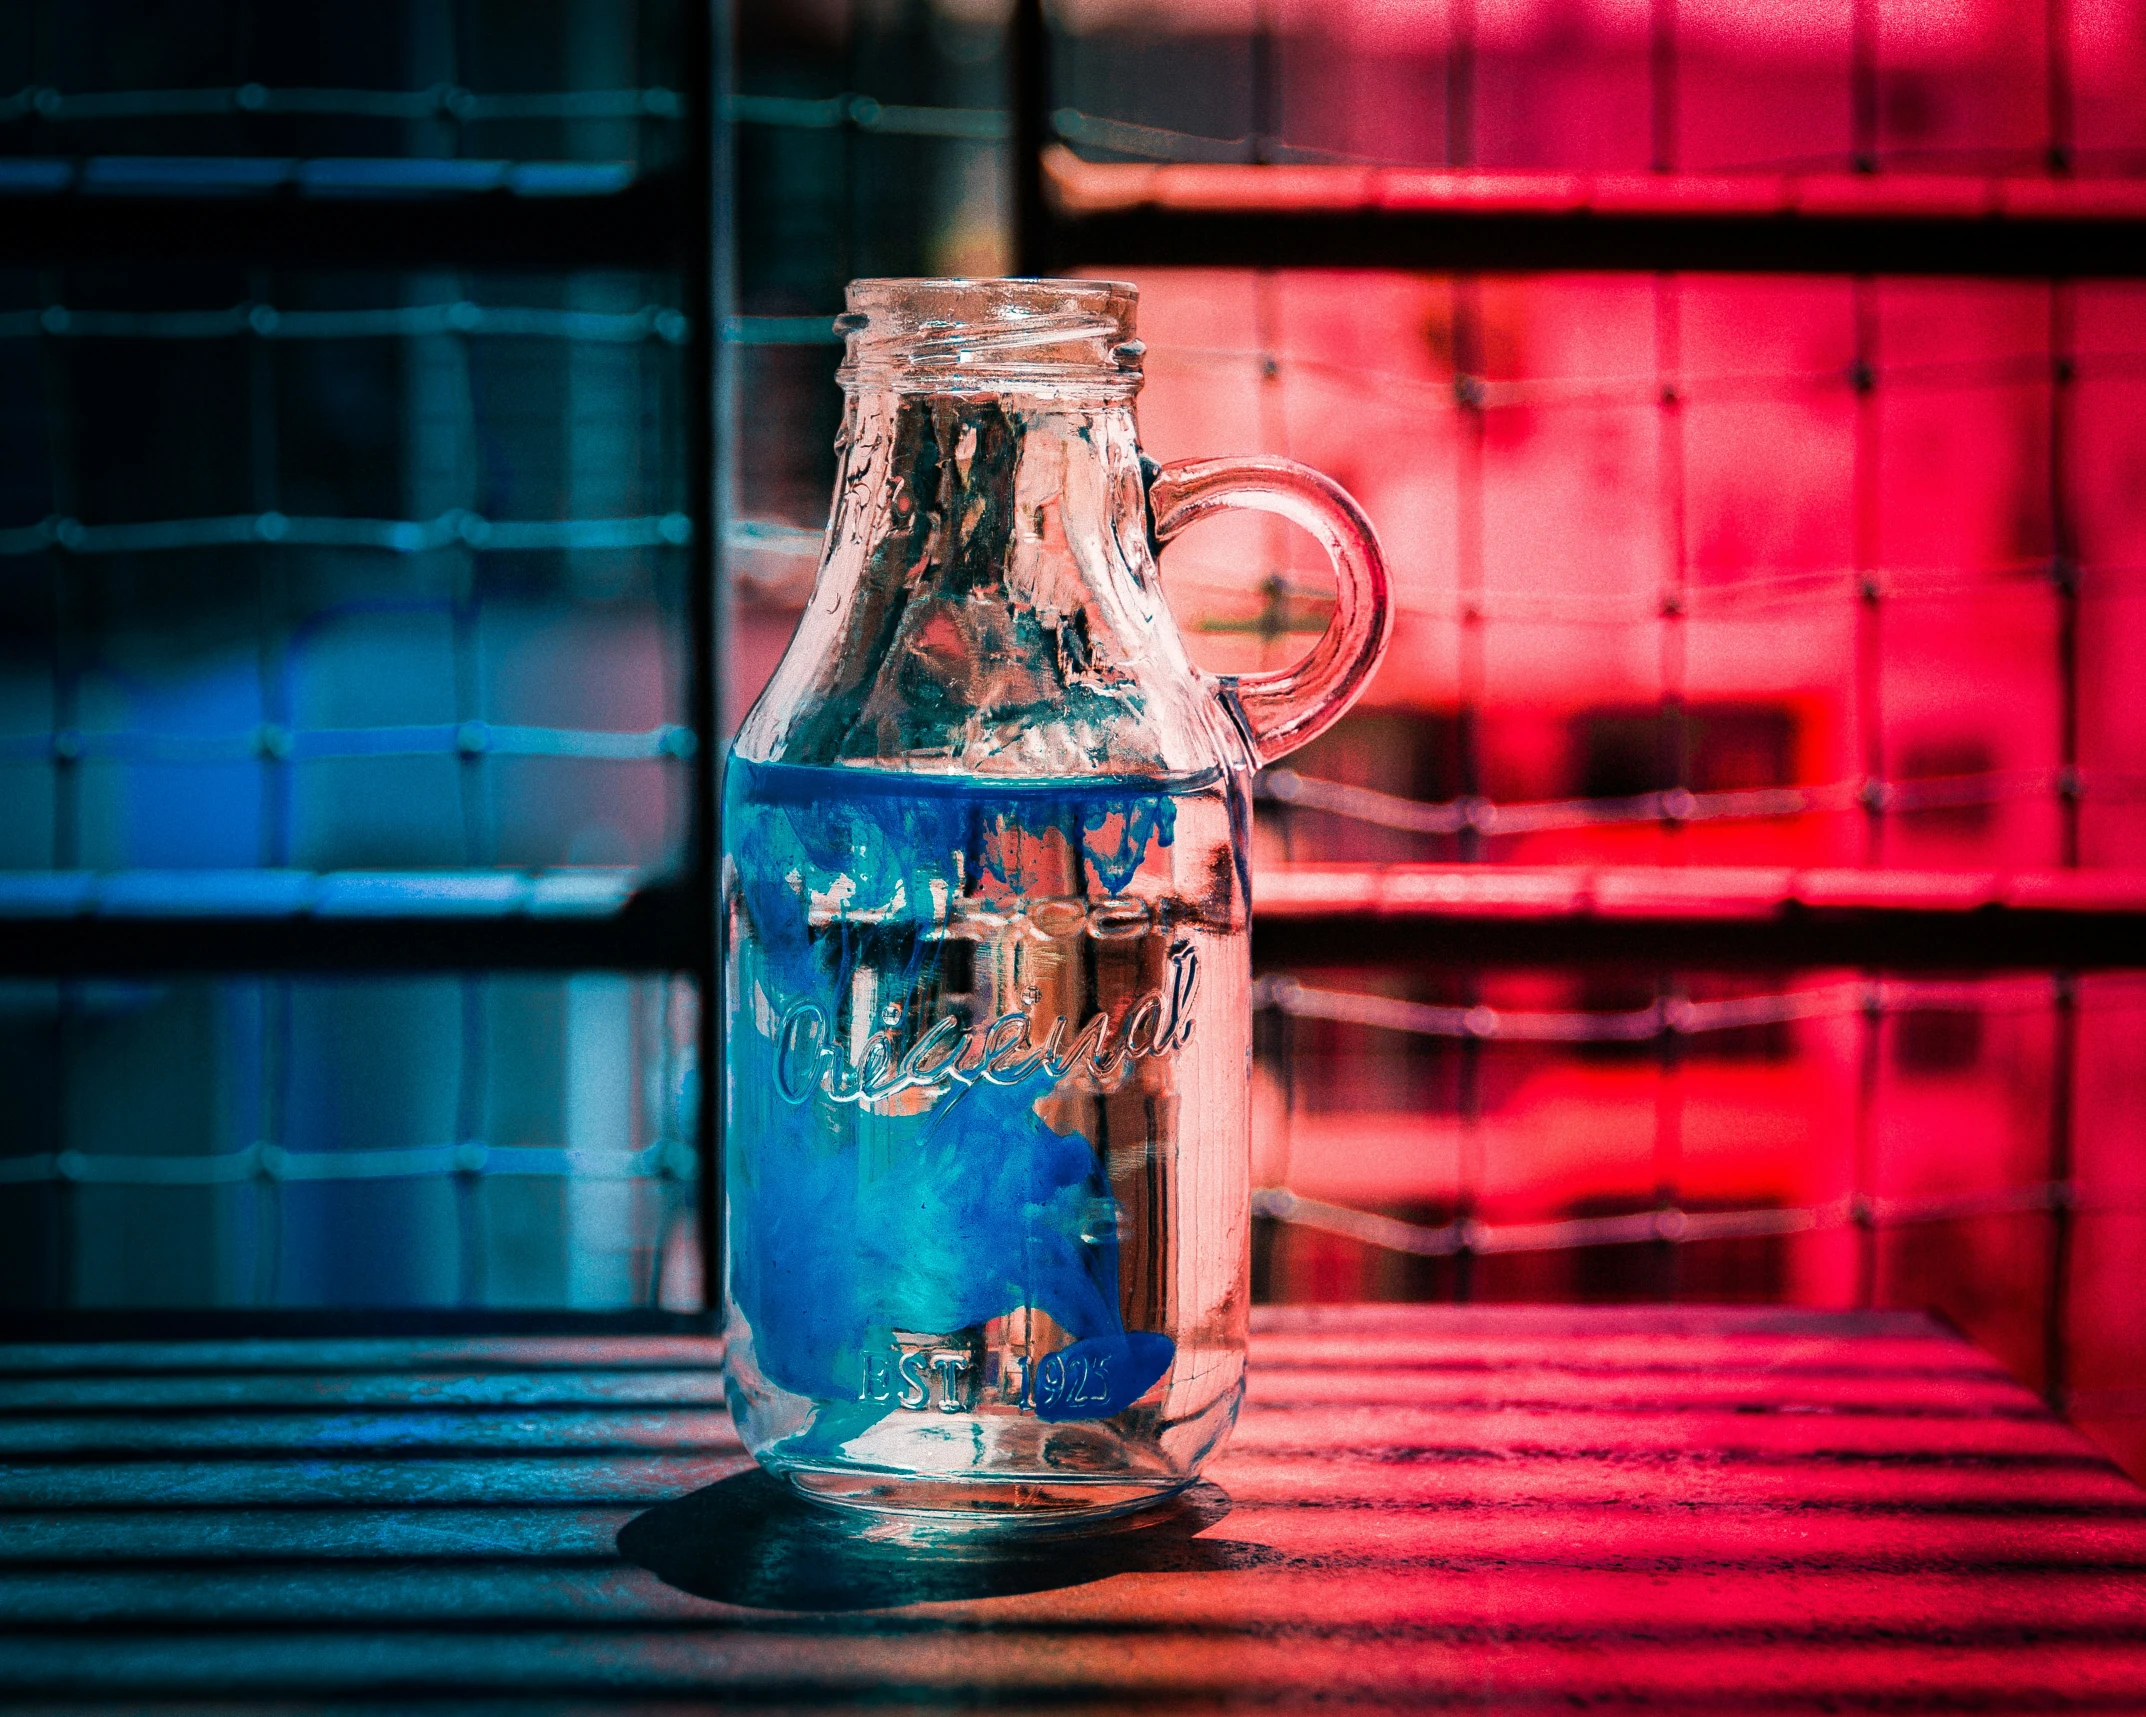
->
722 277 1390 1523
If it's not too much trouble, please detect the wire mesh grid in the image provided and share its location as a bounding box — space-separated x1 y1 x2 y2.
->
0 83 685 126
6 271 703 1304
0 2 721 1317
1013 2 2139 1419
2 278 699 876
1171 277 2135 1424
1186 272 2119 1409
1043 0 2137 178
2 277 704 1305
726 276 2134 1387
708 0 2146 1415
0 973 700 1310
731 277 2140 859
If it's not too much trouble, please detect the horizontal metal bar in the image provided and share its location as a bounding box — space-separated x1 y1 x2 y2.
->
725 91 1007 141
0 1138 696 1188
0 155 644 198
1258 974 2061 1044
0 1309 718 1341
0 724 695 764
1252 1182 2087 1261
0 867 643 919
0 85 683 124
0 876 708 974
1260 768 2132 841
0 301 689 343
0 510 692 558
1253 864 2146 971
0 170 693 266
2 865 2133 975
1153 346 2146 414
1040 150 2146 275
728 522 2146 621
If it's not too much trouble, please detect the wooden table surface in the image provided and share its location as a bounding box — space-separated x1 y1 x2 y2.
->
2 1304 2144 1711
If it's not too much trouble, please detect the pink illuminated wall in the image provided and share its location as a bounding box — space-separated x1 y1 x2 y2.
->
729 0 2146 1469
1064 0 2146 1472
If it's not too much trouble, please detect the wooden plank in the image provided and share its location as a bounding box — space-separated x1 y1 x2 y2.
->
0 1308 2138 1706
0 1408 745 1456
0 1507 635 1562
0 1369 730 1411
7 1627 2146 1703
1223 1404 2093 1458
0 1336 725 1374
0 1454 748 1509
1251 1303 1946 1336
1214 1457 2146 1510
1242 1369 2039 1412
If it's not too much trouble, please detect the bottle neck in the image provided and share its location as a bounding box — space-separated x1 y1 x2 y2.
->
829 384 1146 601
737 384 1211 778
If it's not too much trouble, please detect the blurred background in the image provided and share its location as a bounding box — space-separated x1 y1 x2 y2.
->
4 0 2145 1475
0 1 708 1321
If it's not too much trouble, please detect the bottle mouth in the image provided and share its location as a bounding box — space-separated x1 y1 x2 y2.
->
836 277 1143 397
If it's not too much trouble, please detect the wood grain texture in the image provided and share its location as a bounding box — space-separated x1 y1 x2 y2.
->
1 1306 2142 1710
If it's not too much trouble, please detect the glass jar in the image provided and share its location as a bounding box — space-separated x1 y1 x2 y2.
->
722 277 1389 1523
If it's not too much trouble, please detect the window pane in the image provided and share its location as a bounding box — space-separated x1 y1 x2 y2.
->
0 265 694 879
0 973 701 1311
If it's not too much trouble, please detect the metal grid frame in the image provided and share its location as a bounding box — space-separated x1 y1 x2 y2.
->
1010 0 2146 1414
0 4 725 1335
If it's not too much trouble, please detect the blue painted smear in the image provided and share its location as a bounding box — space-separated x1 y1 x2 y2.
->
723 758 1209 1447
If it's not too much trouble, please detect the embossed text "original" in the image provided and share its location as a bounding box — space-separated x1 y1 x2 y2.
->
773 939 1198 1108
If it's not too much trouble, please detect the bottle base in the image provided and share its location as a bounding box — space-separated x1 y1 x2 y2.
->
781 1464 1194 1531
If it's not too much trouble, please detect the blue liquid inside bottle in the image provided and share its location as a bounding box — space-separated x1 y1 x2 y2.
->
721 758 1250 1518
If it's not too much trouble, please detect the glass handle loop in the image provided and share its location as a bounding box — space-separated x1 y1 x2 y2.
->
1148 455 1393 767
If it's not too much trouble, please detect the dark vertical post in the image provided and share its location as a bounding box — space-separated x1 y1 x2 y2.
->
1449 2 1484 1304
246 267 289 871
1446 0 1476 170
2050 283 2079 870
448 282 490 870
38 264 77 1309
1249 0 1277 165
1653 981 1685 1301
245 267 293 1309
1453 279 1486 863
1652 269 1688 1304
2045 973 2077 1410
1011 0 1052 275
648 978 678 1307
1853 980 1882 1307
254 982 288 1306
1455 1017 1481 1304
696 0 729 1326
38 268 79 878
2043 49 2081 1389
1851 0 1879 172
1655 276 1689 823
1852 278 1884 866
1252 994 1298 1302
51 995 74 1310
455 978 488 1307
2046 0 2074 174
443 249 485 1315
1649 0 1678 176
1254 274 1290 672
